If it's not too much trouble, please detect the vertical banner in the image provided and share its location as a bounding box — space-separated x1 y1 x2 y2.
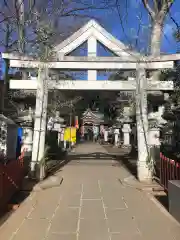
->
64 127 76 143
81 125 84 137
0 59 6 111
100 125 104 134
75 116 79 129
1 58 5 80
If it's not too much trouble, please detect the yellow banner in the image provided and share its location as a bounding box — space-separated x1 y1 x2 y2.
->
64 127 76 142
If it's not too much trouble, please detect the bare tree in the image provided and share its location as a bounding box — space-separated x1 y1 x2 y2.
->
114 0 175 56
142 0 174 56
0 0 36 112
0 1 16 112
0 0 115 114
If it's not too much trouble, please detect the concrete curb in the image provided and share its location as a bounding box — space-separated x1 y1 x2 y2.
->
123 175 158 191
0 191 36 232
121 175 180 228
147 192 180 227
122 175 180 227
33 176 63 191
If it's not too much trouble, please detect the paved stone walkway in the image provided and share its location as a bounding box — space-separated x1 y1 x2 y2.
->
0 143 180 240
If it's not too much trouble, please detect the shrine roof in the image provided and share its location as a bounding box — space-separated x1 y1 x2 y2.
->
82 109 104 119
81 109 105 124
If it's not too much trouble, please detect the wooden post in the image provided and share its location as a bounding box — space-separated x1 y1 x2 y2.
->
136 65 151 182
87 36 97 80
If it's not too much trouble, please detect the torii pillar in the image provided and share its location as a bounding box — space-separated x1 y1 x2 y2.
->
136 65 151 182
31 67 48 174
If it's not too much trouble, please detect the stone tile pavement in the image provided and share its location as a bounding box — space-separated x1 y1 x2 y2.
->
0 143 180 240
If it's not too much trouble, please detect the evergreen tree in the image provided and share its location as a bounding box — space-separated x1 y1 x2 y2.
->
160 54 180 160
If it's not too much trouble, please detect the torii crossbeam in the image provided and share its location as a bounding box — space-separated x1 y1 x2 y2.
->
9 79 174 91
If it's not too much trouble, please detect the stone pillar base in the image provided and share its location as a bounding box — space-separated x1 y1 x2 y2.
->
137 163 152 183
29 161 45 181
149 145 160 163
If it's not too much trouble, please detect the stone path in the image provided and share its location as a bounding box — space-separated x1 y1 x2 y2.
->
0 143 180 240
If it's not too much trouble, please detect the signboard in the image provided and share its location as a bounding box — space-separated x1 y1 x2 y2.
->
64 127 76 143
75 116 79 129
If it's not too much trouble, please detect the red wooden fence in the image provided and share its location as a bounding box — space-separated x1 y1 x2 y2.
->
160 152 180 191
0 150 25 210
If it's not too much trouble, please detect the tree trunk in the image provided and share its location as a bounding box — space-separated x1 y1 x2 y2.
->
17 0 28 79
150 21 163 57
150 20 163 88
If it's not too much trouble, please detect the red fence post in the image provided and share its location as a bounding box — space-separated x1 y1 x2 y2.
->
0 151 26 210
160 152 180 191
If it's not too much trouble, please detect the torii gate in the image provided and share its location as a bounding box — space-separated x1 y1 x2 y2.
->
2 19 178 182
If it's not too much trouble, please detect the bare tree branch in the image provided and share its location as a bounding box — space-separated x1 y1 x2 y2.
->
142 0 155 19
169 11 179 30
153 0 159 14
159 0 174 22
115 0 132 47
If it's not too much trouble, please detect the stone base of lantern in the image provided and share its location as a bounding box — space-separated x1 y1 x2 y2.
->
122 144 131 149
29 161 46 181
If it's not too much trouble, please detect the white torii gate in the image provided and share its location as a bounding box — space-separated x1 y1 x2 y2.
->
2 19 178 182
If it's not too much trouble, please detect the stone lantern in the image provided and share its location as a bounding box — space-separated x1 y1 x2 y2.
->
47 111 65 151
0 114 18 161
115 92 135 147
162 106 180 156
121 111 133 148
53 111 65 131
16 107 34 157
148 93 170 169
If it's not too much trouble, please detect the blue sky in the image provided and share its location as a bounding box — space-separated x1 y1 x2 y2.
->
70 0 180 81
1 0 180 54
1 0 180 79
108 0 180 53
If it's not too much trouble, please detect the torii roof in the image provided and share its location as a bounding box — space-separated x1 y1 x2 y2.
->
55 19 141 58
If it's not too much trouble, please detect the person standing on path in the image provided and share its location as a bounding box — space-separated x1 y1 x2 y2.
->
93 124 99 142
114 127 120 147
99 124 105 144
104 127 108 143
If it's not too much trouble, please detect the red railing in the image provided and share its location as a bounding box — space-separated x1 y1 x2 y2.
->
0 149 25 210
160 152 180 191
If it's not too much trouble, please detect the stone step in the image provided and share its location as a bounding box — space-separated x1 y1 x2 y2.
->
67 159 115 166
